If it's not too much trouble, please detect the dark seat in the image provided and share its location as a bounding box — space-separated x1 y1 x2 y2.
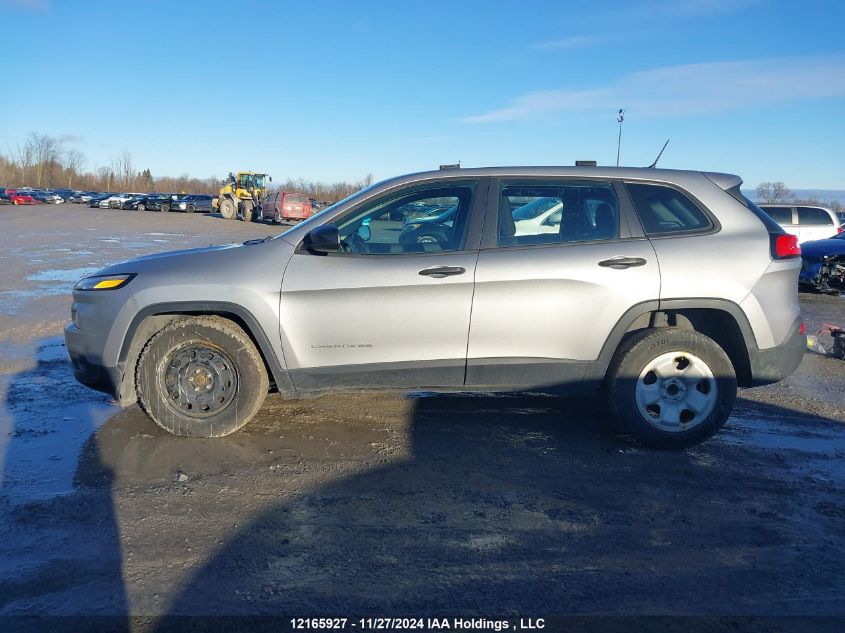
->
593 203 617 240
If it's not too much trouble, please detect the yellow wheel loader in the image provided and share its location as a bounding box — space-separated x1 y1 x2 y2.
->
213 172 271 222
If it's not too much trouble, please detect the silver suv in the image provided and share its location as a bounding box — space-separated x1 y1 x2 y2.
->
65 166 805 448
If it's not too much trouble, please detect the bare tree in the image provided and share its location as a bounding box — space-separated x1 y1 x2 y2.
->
27 133 64 187
756 181 794 203
64 149 85 188
97 166 113 191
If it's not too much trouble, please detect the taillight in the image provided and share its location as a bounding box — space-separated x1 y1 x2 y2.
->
838 226 843 234
771 233 801 259
799 323 806 335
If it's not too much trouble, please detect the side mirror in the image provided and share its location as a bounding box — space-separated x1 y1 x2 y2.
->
303 224 340 254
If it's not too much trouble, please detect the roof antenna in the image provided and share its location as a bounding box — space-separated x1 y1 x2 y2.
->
648 139 670 168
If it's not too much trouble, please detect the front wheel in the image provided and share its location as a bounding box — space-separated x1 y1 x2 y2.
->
186 204 195 213
219 197 236 220
138 203 146 211
605 328 736 449
160 203 170 213
136 317 269 437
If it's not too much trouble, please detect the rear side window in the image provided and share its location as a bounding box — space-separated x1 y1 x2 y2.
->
626 183 712 235
763 206 794 224
797 207 833 226
498 181 619 247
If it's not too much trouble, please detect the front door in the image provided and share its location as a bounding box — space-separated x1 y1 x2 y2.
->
280 179 487 390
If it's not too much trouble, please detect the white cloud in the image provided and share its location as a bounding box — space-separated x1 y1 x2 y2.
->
462 55 845 123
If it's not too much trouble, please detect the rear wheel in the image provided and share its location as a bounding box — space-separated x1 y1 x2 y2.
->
219 197 236 220
605 328 736 449
241 200 254 222
186 204 195 213
136 317 269 438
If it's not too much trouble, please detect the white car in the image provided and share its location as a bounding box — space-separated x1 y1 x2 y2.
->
99 195 121 208
758 204 843 244
514 201 564 236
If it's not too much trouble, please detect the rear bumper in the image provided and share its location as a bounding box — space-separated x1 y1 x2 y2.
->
748 318 806 386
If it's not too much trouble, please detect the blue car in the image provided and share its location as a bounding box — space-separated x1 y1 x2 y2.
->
799 231 845 293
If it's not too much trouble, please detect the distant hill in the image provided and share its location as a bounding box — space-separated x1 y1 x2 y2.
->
741 189 845 205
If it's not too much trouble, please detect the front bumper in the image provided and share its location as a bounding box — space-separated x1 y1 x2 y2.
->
748 317 806 386
64 321 120 397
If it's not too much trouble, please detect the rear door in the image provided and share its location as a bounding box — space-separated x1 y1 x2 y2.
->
466 178 660 390
280 178 487 390
797 206 837 242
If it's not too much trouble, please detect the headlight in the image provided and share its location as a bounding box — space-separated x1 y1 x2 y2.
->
75 273 135 291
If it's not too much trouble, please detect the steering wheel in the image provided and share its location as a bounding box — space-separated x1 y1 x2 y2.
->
340 232 368 254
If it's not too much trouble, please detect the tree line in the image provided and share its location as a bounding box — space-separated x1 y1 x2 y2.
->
756 181 842 212
0 132 373 201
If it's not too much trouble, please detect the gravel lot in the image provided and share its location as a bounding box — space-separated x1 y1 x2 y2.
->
1 204 844 631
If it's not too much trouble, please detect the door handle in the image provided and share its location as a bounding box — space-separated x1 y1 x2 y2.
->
418 266 466 278
598 256 647 269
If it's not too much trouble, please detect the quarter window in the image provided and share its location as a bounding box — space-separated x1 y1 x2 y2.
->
626 183 712 235
498 181 619 247
797 207 833 226
334 183 474 254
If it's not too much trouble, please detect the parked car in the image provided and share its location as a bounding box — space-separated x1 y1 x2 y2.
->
798 232 845 293
10 192 35 205
758 204 843 243
89 193 114 208
109 193 144 209
172 194 213 213
42 192 64 204
143 194 183 212
121 194 153 210
66 165 805 448
28 192 51 204
0 194 11 205
260 191 313 223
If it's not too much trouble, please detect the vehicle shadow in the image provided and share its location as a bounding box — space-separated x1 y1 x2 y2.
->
0 345 128 629
146 390 845 626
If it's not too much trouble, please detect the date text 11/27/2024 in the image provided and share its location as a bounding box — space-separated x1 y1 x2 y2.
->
290 617 546 630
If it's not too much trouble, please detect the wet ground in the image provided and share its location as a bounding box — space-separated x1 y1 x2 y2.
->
1 204 844 630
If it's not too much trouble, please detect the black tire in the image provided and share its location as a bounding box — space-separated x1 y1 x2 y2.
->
136 316 269 438
605 328 736 449
241 200 254 223
186 204 195 214
160 203 170 213
138 203 146 211
220 197 236 220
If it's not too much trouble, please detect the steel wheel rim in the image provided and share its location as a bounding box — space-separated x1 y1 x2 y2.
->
160 343 238 419
634 351 717 432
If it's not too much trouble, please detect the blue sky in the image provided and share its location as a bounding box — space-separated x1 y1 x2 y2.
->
1 0 844 188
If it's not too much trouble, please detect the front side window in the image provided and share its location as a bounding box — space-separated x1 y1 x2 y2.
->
334 183 475 254
626 182 712 235
797 207 833 226
498 181 619 247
